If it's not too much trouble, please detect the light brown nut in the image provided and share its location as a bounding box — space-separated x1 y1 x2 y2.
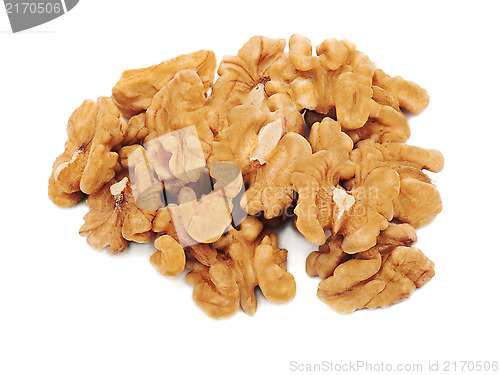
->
49 97 127 205
266 36 376 116
354 140 444 227
242 132 313 219
150 235 186 277
291 118 355 245
318 249 383 314
373 69 430 114
365 246 435 309
340 167 400 254
209 218 263 316
79 177 156 254
317 245 434 313
254 234 296 303
186 261 240 319
185 217 295 317
308 117 356 179
112 50 216 117
289 34 318 71
307 222 417 280
207 36 286 134
145 69 214 158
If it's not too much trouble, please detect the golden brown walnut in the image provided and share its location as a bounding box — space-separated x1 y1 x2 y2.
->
317 245 434 314
304 86 411 144
79 177 156 253
352 140 444 227
207 36 286 134
254 234 296 304
242 132 313 219
186 217 295 318
266 35 376 126
306 222 417 280
340 167 400 254
373 69 430 115
292 119 354 245
112 50 216 117
150 235 185 277
49 97 127 206
186 261 240 319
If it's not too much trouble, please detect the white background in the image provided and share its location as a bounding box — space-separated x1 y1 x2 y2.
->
1 1 499 374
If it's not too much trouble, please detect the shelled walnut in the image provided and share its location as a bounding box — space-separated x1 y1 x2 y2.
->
49 35 443 318
49 97 127 206
186 217 296 318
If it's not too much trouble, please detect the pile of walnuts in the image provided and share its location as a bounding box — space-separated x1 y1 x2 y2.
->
49 35 443 318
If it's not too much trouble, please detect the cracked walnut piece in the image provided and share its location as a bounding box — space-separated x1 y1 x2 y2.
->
186 217 296 318
351 140 444 228
292 118 355 245
151 235 186 277
317 245 434 314
266 35 376 129
49 97 127 207
79 177 156 254
112 50 216 118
